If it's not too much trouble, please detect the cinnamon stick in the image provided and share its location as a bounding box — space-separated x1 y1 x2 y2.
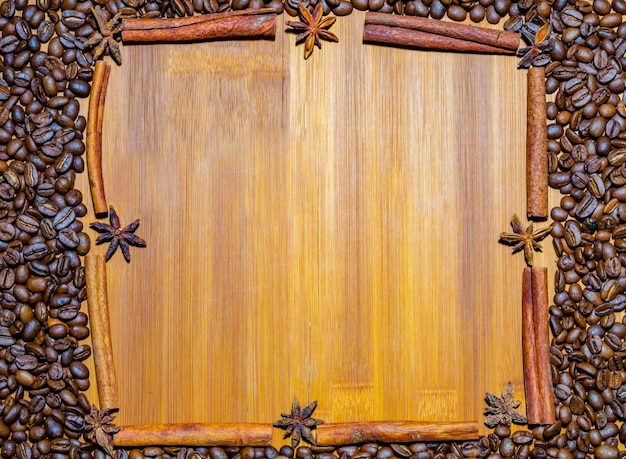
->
527 66 548 219
121 13 276 44
363 24 517 55
123 8 276 30
316 421 478 446
96 62 111 147
522 267 541 425
86 254 119 410
532 266 555 424
365 13 520 52
114 423 273 447
86 60 110 218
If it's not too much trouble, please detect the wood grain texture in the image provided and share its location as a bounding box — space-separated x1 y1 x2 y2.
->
77 12 556 440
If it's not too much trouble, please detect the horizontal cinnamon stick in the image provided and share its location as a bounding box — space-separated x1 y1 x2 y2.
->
365 13 520 52
86 254 118 410
316 421 478 446
522 267 541 425
532 266 555 425
123 8 276 30
114 423 273 447
121 13 276 43
86 60 109 218
526 66 548 219
363 24 516 55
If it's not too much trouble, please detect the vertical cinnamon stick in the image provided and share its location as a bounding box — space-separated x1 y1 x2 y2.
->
532 266 555 424
96 63 111 157
86 254 118 410
526 67 548 219
87 60 110 218
522 267 542 425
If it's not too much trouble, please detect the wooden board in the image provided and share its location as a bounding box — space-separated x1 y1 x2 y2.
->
77 11 555 440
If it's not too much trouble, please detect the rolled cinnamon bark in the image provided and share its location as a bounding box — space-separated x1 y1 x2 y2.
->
86 254 118 410
96 62 111 153
526 67 548 219
316 421 478 446
522 267 541 424
363 24 516 54
123 8 276 30
86 60 110 218
532 266 555 424
121 14 276 43
365 13 520 51
114 423 273 447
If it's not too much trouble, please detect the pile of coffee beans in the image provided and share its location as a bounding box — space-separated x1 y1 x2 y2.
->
0 0 98 457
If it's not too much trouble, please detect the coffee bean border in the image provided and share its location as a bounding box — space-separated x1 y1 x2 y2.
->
0 0 622 457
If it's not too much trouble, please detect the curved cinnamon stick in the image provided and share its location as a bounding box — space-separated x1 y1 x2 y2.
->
86 60 110 218
121 14 276 43
114 423 273 447
316 421 478 446
86 254 119 410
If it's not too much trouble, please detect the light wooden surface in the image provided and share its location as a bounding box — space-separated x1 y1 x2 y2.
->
77 11 556 440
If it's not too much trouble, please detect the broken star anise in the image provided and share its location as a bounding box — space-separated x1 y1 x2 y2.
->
87 6 123 65
499 214 552 267
286 3 339 60
84 405 121 457
90 206 146 263
517 22 555 69
273 396 324 448
484 383 527 428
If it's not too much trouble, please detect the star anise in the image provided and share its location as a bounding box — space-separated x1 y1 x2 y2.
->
84 405 121 457
87 6 123 65
517 22 555 69
286 3 338 60
273 396 324 448
90 206 146 263
484 383 527 428
499 214 552 267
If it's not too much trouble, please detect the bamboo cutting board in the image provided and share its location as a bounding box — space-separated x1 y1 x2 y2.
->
77 11 554 439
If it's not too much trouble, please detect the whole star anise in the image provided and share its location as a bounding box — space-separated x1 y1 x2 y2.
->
273 396 324 447
84 405 121 457
287 3 338 60
484 383 527 428
499 214 552 267
87 6 123 65
90 206 146 263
